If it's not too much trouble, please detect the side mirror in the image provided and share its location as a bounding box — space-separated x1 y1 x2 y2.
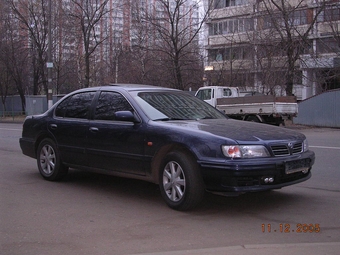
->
114 111 139 123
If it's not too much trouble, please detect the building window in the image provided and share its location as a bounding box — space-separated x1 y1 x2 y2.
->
316 37 340 54
261 9 307 30
324 6 340 22
214 0 249 9
209 18 254 35
289 9 307 26
209 47 253 61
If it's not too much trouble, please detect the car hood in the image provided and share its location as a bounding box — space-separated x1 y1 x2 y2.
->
155 119 305 143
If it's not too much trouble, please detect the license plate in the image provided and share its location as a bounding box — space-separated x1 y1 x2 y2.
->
285 159 310 174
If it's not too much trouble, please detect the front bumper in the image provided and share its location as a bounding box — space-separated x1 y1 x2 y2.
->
198 150 315 193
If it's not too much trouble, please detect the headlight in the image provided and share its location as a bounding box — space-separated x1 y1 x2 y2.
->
222 145 270 158
303 139 309 152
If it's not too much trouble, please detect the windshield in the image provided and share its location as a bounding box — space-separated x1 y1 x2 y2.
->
134 91 226 121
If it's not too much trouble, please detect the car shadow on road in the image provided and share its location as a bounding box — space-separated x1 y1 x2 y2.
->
47 168 311 217
63 168 163 203
200 190 302 213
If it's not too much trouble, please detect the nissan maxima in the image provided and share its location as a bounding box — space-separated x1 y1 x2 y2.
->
20 85 315 210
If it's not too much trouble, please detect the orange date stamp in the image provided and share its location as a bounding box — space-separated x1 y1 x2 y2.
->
262 223 320 233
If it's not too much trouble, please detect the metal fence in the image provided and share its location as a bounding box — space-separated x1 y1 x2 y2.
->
1 95 65 117
294 89 340 128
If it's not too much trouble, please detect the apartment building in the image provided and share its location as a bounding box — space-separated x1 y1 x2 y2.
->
58 0 201 85
205 0 340 100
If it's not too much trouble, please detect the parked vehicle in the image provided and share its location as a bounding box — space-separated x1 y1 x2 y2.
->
195 86 298 125
20 84 315 210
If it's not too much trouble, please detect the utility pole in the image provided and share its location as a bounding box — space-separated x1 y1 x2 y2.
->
47 0 53 109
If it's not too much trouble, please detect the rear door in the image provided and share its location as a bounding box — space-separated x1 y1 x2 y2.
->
86 91 146 175
49 91 96 166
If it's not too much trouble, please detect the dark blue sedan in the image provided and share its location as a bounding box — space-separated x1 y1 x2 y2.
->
20 85 315 210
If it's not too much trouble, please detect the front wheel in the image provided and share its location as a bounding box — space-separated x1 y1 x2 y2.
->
245 115 261 123
37 138 68 181
159 151 205 211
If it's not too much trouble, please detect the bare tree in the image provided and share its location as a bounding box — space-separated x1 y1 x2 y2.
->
143 0 210 90
68 0 111 88
51 1 78 94
258 0 325 96
10 0 50 96
1 1 29 112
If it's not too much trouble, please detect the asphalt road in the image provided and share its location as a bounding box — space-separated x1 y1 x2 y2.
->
1 122 339 255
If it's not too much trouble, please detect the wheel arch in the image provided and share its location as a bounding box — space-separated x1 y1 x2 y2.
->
34 132 57 157
245 114 263 123
150 143 198 184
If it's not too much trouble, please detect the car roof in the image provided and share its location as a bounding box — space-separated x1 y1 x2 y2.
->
108 84 179 92
76 84 180 93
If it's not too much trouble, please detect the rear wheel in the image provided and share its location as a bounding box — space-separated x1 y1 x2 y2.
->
159 151 205 211
37 138 68 181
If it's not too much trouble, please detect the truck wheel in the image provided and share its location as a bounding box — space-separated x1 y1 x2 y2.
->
246 115 261 122
159 151 205 211
37 138 68 181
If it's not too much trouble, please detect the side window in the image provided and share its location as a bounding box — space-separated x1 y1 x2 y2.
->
55 97 70 117
223 88 232 97
94 91 133 121
196 89 211 100
55 92 95 119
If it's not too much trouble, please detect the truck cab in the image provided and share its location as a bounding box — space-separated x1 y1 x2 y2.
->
195 86 240 107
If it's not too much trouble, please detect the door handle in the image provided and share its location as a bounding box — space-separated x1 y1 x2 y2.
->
89 127 99 132
50 124 57 129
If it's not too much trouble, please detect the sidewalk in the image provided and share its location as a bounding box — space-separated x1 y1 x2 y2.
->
133 242 340 255
0 115 26 123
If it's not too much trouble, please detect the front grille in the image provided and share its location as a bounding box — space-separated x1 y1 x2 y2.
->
271 145 289 156
292 142 303 154
270 142 303 156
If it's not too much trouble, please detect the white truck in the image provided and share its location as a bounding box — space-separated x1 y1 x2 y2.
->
195 86 298 126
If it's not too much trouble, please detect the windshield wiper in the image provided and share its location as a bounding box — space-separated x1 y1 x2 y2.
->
154 117 186 121
197 116 214 120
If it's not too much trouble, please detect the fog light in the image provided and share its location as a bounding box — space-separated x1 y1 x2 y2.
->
302 168 309 174
263 177 274 184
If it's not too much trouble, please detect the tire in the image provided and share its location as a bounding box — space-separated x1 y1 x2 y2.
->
37 138 68 181
246 115 261 122
159 151 205 211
